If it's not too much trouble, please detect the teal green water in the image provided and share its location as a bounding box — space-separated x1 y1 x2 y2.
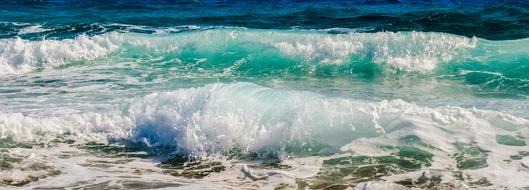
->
1 28 529 189
1 1 529 188
1 29 529 117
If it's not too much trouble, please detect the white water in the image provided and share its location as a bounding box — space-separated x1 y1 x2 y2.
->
1 82 528 188
1 29 528 189
0 29 484 75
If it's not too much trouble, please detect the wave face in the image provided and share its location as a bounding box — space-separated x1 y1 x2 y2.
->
2 82 528 155
1 29 528 97
1 30 478 74
2 82 529 188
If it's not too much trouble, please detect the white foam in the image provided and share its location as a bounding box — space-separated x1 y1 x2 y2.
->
1 82 528 188
272 31 477 72
17 25 51 35
0 111 133 143
152 25 202 34
2 82 527 155
0 34 120 75
0 29 481 76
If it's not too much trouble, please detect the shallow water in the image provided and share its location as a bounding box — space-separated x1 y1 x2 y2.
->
1 1 529 189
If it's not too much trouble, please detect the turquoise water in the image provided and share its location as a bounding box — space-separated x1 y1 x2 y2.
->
2 29 528 112
1 1 529 189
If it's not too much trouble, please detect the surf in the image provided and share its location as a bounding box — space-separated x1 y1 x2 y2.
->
1 28 528 95
1 27 529 189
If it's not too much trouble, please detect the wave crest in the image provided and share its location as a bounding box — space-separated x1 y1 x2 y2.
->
1 83 527 157
273 31 476 72
0 34 119 75
0 29 482 76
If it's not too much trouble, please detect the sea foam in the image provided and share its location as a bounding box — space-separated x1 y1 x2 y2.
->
1 83 527 156
0 34 119 75
0 29 484 76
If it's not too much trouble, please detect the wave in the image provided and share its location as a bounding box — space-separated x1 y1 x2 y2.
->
1 82 527 157
0 34 119 75
0 29 479 74
1 28 528 92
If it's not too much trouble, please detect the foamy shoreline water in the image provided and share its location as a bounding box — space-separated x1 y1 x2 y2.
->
1 82 529 189
1 5 528 187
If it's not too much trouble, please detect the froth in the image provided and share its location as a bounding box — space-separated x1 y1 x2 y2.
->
0 29 481 76
273 31 477 72
1 83 526 157
0 34 120 75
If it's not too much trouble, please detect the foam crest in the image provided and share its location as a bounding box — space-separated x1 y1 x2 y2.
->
0 29 483 76
1 83 527 158
17 24 51 35
147 29 478 72
272 31 477 72
0 34 121 75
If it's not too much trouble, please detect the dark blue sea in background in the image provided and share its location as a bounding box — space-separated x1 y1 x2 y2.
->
1 0 529 40
1 1 529 189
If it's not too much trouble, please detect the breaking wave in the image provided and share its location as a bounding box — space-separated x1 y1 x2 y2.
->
1 82 527 157
0 29 481 75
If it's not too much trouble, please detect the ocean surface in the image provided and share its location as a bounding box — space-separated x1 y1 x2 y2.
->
1 0 529 189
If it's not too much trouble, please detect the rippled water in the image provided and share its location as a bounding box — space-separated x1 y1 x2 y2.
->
1 1 529 189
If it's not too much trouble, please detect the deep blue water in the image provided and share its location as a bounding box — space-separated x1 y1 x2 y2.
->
1 0 529 40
